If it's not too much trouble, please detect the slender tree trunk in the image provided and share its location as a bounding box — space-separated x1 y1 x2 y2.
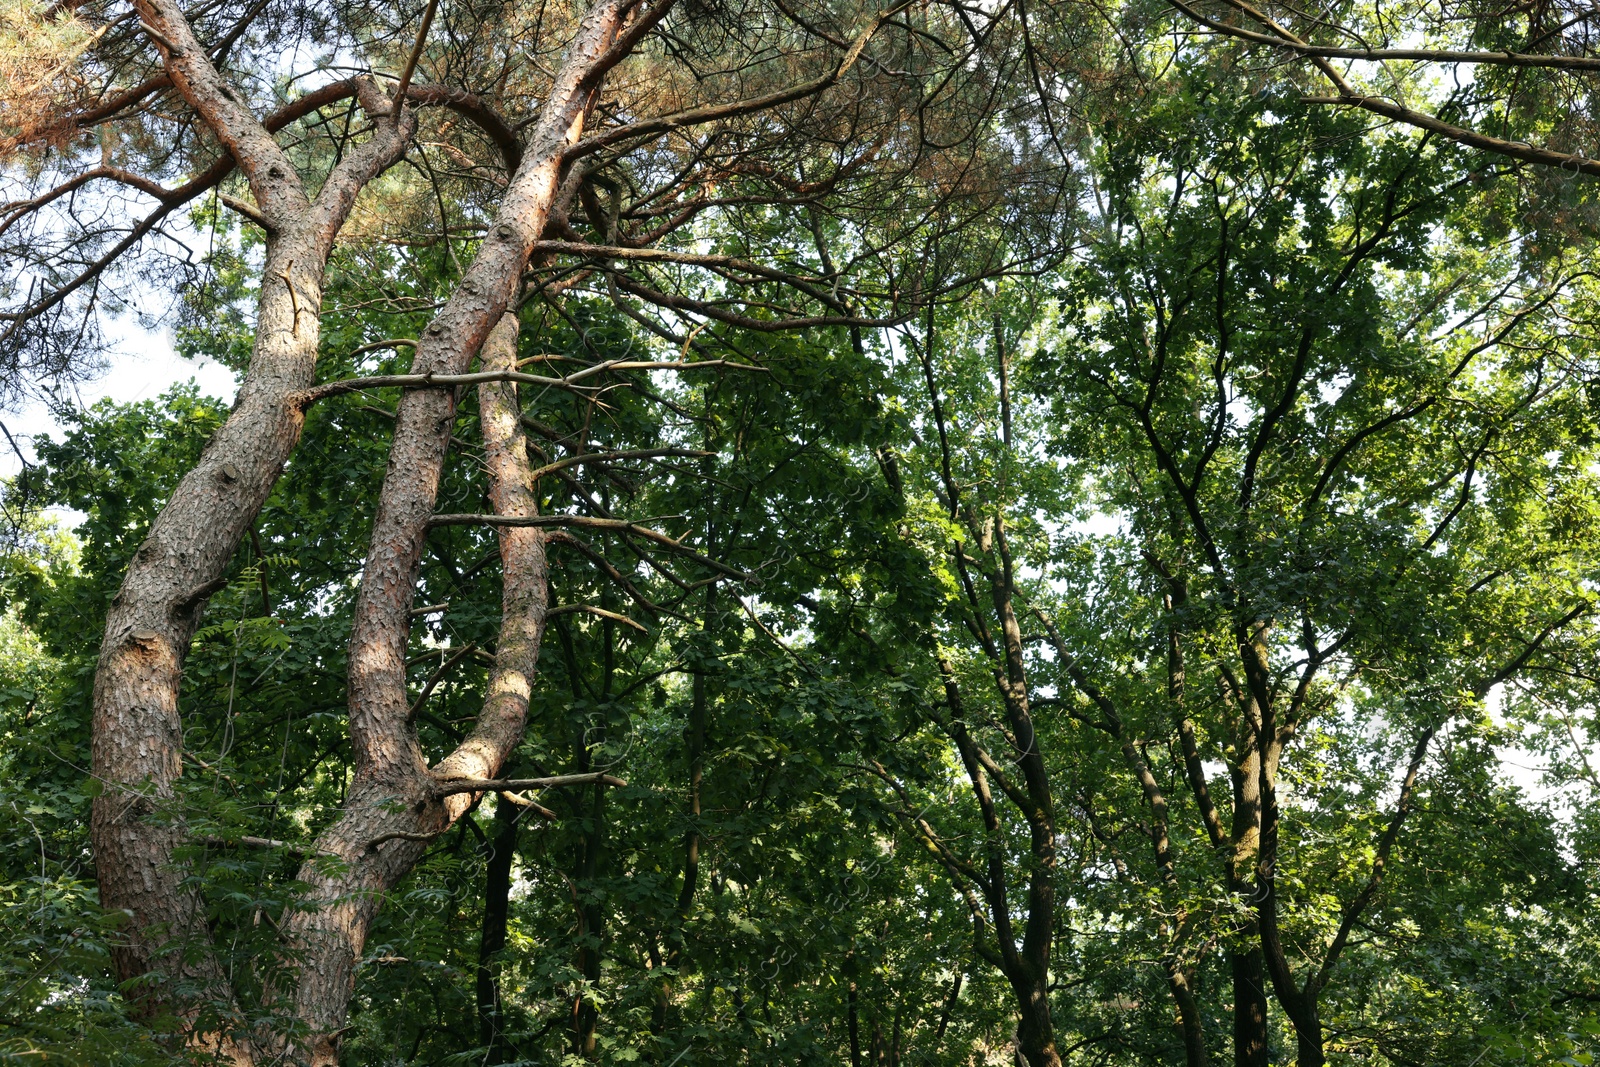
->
916 323 1061 1067
1245 625 1332 1067
1049 599 1208 1067
1161 606 1209 1067
478 797 520 1060
1165 961 1210 1067
280 310 556 1066
935 968 963 1041
1223 675 1268 1067
992 524 1061 1067
677 663 708 933
573 779 607 1059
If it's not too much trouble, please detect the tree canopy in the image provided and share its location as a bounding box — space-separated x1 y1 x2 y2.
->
2 0 1599 1064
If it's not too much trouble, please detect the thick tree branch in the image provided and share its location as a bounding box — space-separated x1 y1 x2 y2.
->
133 0 310 225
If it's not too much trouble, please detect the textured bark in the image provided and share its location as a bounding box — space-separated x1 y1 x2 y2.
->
89 1 413 1053
1015 992 1063 1067
78 0 946 1060
439 314 552 798
283 308 556 1063
1246 620 1331 1067
1163 962 1209 1067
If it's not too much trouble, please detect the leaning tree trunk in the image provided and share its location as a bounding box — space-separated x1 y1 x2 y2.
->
90 0 635 1057
83 0 926 1059
89 4 413 1054
87 239 318 1057
281 306 560 1064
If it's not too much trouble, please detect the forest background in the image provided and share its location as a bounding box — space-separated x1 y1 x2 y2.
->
3 0 1600 1064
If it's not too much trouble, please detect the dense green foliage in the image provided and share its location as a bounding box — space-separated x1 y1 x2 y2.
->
6 1 1600 1064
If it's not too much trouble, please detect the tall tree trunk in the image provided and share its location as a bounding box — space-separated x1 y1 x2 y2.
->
81 0 924 1061
1230 947 1270 1067
914 316 1062 1067
1245 624 1329 1067
572 779 607 1059
88 38 412 1060
280 309 558 1066
88 0 632 1054
992 525 1061 1067
1292 1005 1325 1067
478 797 520 1060
1222 667 1268 1067
1165 960 1210 1067
1013 972 1063 1067
272 1 639 1054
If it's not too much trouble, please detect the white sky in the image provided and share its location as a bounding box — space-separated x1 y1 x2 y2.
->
1 315 238 478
